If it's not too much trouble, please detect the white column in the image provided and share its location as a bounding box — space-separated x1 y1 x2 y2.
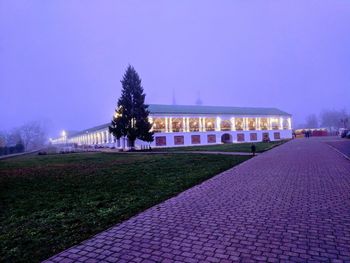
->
149 117 153 132
169 117 172 133
288 117 292 130
122 137 126 149
199 117 203 132
231 117 235 131
280 117 283 130
186 117 190 132
183 117 186 132
100 132 103 144
165 117 168 132
256 117 259 130
215 117 221 131
202 117 206 132
268 118 272 130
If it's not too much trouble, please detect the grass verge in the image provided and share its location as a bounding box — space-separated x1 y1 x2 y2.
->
154 140 288 153
0 152 249 262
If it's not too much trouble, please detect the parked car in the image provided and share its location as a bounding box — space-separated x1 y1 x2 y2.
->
339 128 349 138
346 131 350 139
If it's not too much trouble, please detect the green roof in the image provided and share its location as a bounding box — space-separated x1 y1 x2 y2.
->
148 104 291 116
71 123 110 137
69 104 291 137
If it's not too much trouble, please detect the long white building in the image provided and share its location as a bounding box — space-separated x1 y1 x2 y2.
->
52 104 292 149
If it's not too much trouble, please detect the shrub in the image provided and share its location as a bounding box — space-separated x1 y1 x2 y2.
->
15 142 25 153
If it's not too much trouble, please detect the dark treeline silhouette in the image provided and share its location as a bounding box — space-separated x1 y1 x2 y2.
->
0 142 25 156
0 120 48 155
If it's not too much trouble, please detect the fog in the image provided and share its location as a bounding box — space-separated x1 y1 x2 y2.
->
1 1 349 136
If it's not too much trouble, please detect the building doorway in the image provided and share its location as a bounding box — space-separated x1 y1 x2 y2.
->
221 133 232 143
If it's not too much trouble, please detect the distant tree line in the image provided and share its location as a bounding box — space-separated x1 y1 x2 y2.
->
0 142 25 156
300 108 349 131
0 121 47 156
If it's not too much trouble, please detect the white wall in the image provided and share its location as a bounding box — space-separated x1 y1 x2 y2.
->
60 114 293 149
144 129 292 148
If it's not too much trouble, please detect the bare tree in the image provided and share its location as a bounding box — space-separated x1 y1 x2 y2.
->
0 131 7 147
305 114 319 128
6 129 22 146
17 121 48 151
320 109 349 131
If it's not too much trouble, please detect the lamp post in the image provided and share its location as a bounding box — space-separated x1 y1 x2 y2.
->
61 130 67 146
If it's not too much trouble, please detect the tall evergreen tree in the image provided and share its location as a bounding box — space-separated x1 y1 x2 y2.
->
109 65 153 148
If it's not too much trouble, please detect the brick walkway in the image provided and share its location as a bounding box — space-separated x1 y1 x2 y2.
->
45 138 350 263
326 139 350 160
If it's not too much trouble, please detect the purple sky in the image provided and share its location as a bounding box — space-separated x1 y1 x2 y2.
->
1 1 350 136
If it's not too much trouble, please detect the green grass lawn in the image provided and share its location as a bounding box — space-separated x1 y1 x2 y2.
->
0 152 250 262
154 140 288 153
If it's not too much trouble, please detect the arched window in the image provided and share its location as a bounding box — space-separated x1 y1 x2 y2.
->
221 120 231 131
205 118 215 131
247 118 256 130
270 118 279 130
172 118 183 132
153 118 166 133
260 118 268 130
235 118 243 130
189 118 200 132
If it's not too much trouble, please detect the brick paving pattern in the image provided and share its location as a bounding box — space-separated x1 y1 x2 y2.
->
45 138 350 262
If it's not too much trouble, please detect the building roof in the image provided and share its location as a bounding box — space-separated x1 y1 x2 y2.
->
71 123 110 137
69 104 291 137
148 104 291 116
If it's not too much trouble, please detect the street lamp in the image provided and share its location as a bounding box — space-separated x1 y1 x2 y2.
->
61 130 67 145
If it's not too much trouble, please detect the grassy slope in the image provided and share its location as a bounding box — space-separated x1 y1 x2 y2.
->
0 153 249 262
154 140 287 152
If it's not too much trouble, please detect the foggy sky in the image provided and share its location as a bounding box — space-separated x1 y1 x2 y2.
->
1 1 350 136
